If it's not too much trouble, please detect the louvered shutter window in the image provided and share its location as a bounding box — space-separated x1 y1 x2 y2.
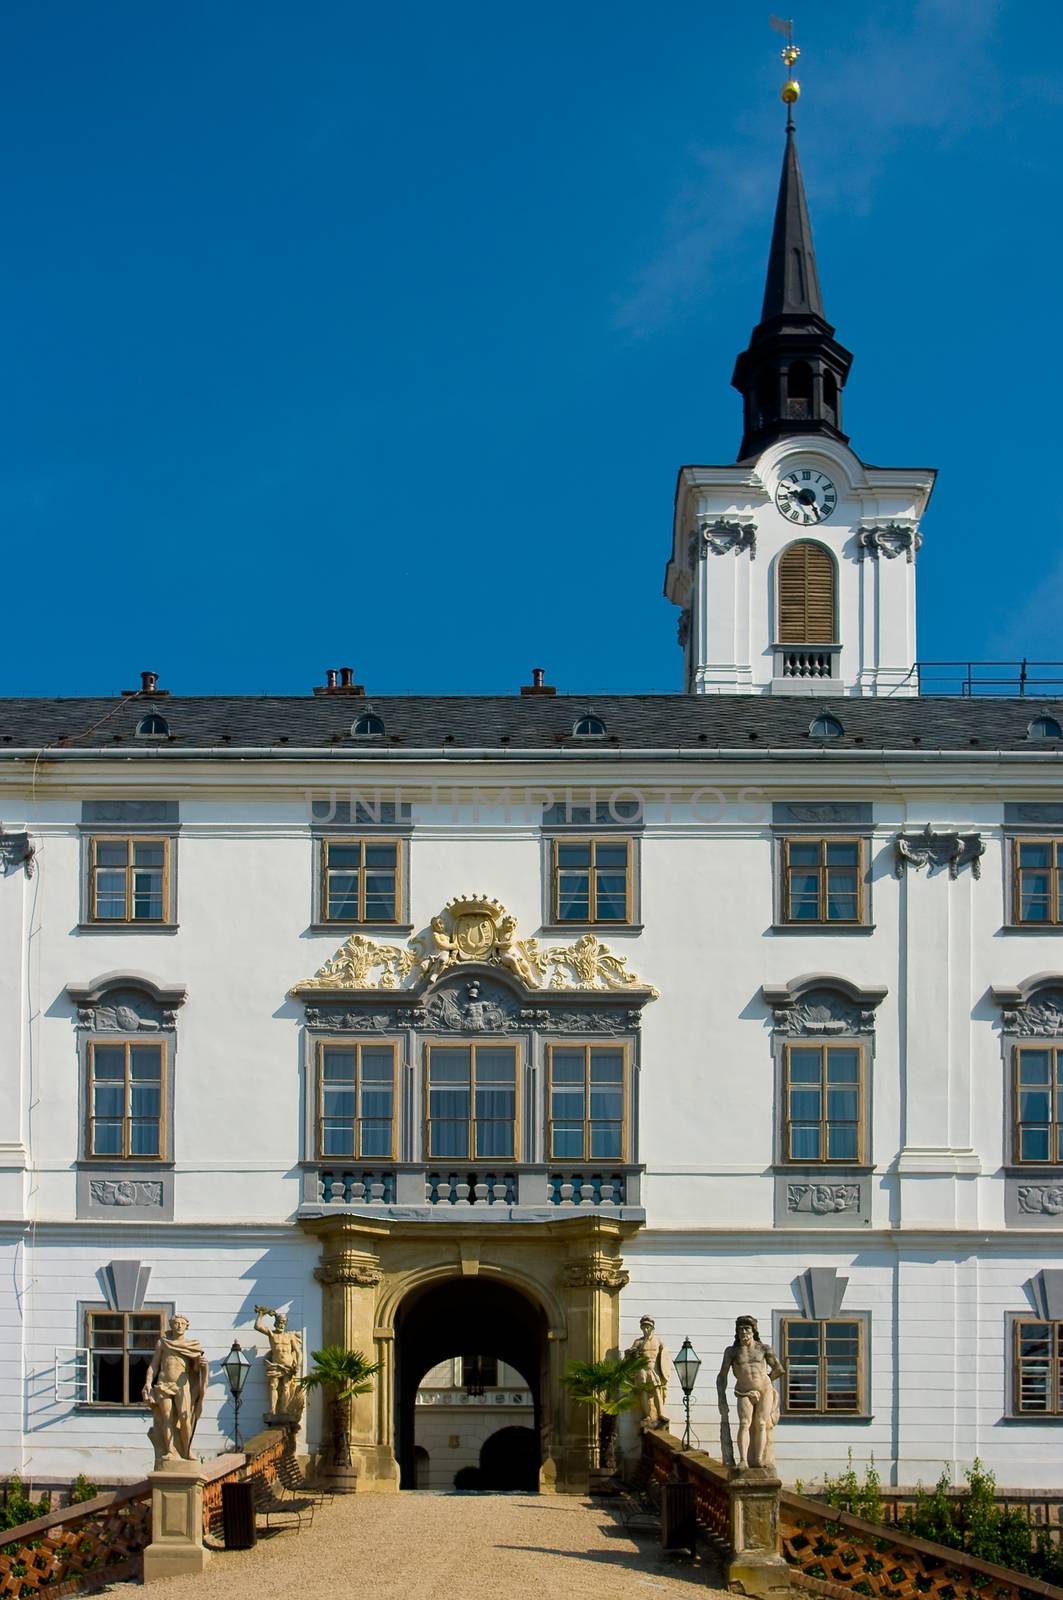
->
778 541 835 644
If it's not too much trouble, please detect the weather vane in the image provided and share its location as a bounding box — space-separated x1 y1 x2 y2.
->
769 16 801 127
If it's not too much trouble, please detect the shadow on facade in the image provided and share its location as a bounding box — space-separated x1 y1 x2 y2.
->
396 1275 545 1491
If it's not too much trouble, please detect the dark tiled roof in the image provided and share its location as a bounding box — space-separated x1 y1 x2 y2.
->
0 694 1061 753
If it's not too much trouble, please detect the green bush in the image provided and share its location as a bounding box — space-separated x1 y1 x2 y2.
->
69 1475 97 1505
0 1477 49 1531
823 1450 883 1524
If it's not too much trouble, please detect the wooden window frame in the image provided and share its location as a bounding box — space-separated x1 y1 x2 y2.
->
780 1317 864 1416
546 1042 630 1163
551 836 634 926
320 836 403 925
88 835 171 925
782 1042 866 1165
315 1039 399 1161
1013 1319 1063 1416
84 1308 166 1407
781 836 864 925
1012 1044 1063 1167
424 1041 522 1164
1012 837 1063 927
86 1039 167 1161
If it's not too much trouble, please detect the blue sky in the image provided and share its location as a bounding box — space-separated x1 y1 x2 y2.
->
2 0 1058 697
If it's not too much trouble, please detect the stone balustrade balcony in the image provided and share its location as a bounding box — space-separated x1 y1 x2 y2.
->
298 1162 643 1218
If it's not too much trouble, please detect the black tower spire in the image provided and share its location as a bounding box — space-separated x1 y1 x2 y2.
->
731 107 853 462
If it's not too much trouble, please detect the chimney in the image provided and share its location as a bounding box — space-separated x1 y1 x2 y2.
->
313 666 366 696
122 670 169 697
520 666 556 696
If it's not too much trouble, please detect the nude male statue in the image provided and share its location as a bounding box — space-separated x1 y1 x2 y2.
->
142 1313 209 1468
254 1306 304 1420
716 1314 784 1471
625 1314 669 1429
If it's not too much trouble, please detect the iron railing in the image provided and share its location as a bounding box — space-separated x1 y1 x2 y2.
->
917 660 1063 697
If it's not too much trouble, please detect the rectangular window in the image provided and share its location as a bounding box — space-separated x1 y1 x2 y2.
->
1014 1046 1063 1164
87 1041 165 1158
86 1309 164 1405
781 1319 862 1414
89 837 169 923
552 838 632 924
784 1044 863 1163
426 1044 518 1161
317 1041 397 1159
321 838 400 923
782 837 862 923
1013 839 1063 925
1014 1321 1063 1415
547 1044 626 1161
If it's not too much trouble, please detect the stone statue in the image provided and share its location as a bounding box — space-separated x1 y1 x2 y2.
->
625 1315 669 1430
142 1313 209 1469
716 1315 784 1471
254 1306 304 1421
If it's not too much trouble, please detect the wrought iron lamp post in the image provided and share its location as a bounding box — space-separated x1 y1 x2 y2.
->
673 1337 701 1449
222 1340 252 1451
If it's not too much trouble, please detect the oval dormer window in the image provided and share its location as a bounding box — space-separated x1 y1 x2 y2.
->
809 712 844 740
573 715 606 738
136 712 169 738
1027 714 1063 740
352 712 385 738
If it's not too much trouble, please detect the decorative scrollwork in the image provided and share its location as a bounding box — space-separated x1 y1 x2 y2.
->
1017 1185 1063 1217
858 520 922 563
786 1183 860 1215
89 1179 163 1208
314 1252 383 1287
695 518 757 560
293 897 656 997
894 824 985 880
560 1257 629 1291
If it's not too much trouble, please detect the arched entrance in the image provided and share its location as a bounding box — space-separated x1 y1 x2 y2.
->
396 1276 546 1490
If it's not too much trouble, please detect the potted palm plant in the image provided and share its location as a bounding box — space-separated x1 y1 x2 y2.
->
299 1345 382 1490
561 1351 648 1473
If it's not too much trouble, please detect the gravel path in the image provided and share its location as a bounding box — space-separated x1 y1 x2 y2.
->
136 1492 730 1600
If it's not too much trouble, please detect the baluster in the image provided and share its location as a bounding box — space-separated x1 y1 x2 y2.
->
327 1177 345 1204
434 1176 451 1204
473 1179 488 1204
599 1178 616 1205
579 1179 596 1205
558 1179 575 1205
348 1178 366 1202
368 1179 385 1203
454 1177 471 1205
427 1174 440 1204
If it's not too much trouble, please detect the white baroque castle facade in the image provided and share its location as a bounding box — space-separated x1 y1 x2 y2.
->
1 120 1061 1494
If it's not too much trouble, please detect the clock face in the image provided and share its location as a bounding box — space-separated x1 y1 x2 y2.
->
775 468 837 524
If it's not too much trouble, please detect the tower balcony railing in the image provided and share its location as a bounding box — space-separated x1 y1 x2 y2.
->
302 1162 642 1211
773 642 840 681
916 661 1063 697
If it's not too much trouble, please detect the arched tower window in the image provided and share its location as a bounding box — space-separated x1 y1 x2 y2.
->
786 361 813 419
778 541 835 644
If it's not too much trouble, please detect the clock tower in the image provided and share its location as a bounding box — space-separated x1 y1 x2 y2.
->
664 42 934 697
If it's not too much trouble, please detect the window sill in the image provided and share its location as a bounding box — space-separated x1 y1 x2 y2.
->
74 1403 151 1414
540 923 644 935
77 1158 173 1169
771 923 875 936
774 1164 875 1175
308 923 414 936
1004 1165 1063 1177
76 923 179 935
1000 1414 1063 1425
999 924 1063 935
780 1414 874 1425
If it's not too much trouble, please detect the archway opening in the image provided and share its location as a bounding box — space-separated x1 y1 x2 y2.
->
396 1276 546 1491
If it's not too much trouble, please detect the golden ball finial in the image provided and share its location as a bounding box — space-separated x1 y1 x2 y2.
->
781 79 800 104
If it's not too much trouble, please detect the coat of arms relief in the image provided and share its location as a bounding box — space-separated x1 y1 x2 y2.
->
290 894 657 997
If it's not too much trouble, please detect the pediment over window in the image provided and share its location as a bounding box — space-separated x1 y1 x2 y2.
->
761 973 887 1035
66 972 187 1031
291 894 658 1001
992 974 1063 1036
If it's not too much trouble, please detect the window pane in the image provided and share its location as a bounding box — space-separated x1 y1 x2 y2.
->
360 1123 391 1157
594 875 628 920
827 1124 859 1160
551 1052 585 1083
788 1050 822 1084
430 1089 470 1119
363 880 397 920
788 843 820 866
327 874 361 918
825 842 859 866
130 1315 162 1346
90 1314 125 1343
825 873 858 919
589 1124 622 1159
476 1049 516 1083
92 1121 123 1155
475 1089 515 1119
790 1126 821 1160
827 1050 860 1083
557 874 590 920
595 844 628 870
590 1051 623 1082
557 843 592 869
323 1088 357 1118
789 1090 822 1122
95 841 128 867
130 1083 160 1119
327 845 362 869
551 1089 583 1121
1021 1127 1051 1162
552 1124 584 1159
132 871 164 919
431 1122 468 1159
361 1049 394 1080
94 871 127 918
132 842 165 867
476 1122 514 1158
1019 843 1052 868
1019 1051 1052 1084
93 1047 126 1080
93 1085 124 1118
127 1353 153 1397
130 1121 159 1156
826 1088 858 1122
1020 874 1051 921
360 1088 393 1120
322 1048 357 1081
364 844 397 869
589 1087 622 1121
130 1046 162 1080
321 1122 355 1156
1019 1090 1052 1124
92 1353 125 1404
431 1050 470 1082
788 872 821 919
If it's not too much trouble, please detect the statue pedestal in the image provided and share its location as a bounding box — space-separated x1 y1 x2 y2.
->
726 1467 791 1598
143 1462 211 1583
